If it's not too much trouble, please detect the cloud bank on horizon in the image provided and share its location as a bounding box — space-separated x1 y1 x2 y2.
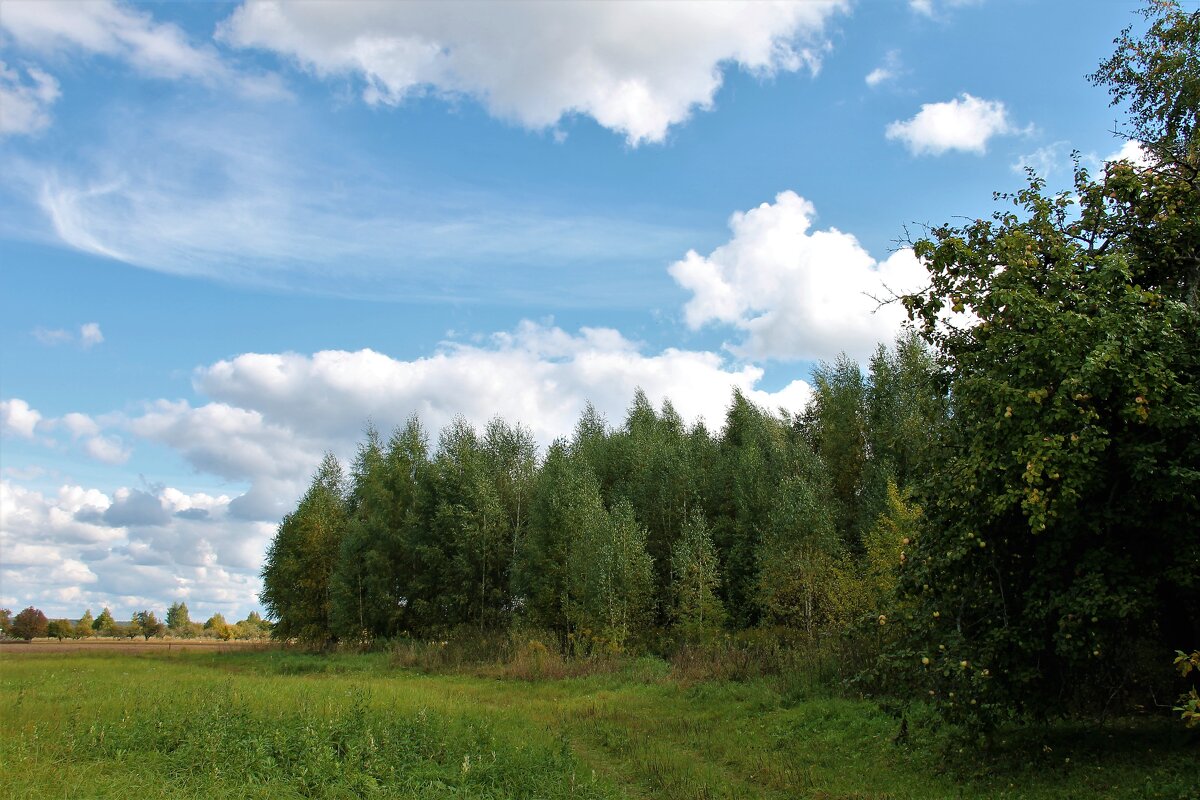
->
0 0 1142 619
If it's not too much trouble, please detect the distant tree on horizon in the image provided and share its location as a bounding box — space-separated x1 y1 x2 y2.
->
11 607 49 641
93 607 117 636
75 610 95 638
166 601 191 632
133 610 165 640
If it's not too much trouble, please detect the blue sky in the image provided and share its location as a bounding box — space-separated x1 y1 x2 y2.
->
0 0 1152 620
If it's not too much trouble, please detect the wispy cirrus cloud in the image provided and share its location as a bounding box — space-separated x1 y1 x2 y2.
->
0 0 287 102
32 322 105 349
15 109 696 305
0 61 60 136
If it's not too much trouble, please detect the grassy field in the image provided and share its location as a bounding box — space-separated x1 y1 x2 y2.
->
0 648 1193 799
0 638 269 655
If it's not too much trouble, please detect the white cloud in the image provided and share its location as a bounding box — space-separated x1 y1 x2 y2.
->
61 412 101 438
0 0 288 118
111 321 814 523
0 61 60 136
1013 140 1072 178
84 435 131 465
33 326 74 346
44 412 130 464
27 113 694 301
669 191 926 362
80 322 105 347
0 478 269 620
3 465 47 481
130 322 812 473
909 0 982 18
886 93 1023 156
30 322 105 348
865 50 900 88
1 0 223 81
1106 140 1154 168
218 0 846 145
1 398 42 439
1 321 819 618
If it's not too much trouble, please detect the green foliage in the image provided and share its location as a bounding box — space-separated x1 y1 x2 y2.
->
133 610 165 640
11 606 48 641
332 418 431 640
578 499 655 652
1091 1 1200 178
0 608 11 636
204 613 232 641
260 452 349 647
74 610 94 639
93 607 117 636
46 618 74 641
430 416 517 632
860 480 920 609
864 8 1200 731
804 355 868 549
261 367 949 650
515 441 584 634
1173 650 1200 728
166 601 190 631
887 168 1200 727
756 471 843 637
234 611 272 640
708 390 811 629
604 391 706 623
669 510 725 641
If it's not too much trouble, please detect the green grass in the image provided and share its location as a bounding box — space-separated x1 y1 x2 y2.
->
0 649 1194 799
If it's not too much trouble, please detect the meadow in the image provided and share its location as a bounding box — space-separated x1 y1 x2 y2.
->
0 647 1194 799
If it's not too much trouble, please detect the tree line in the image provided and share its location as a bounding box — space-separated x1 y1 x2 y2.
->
0 603 271 642
261 331 940 654
261 2 1199 732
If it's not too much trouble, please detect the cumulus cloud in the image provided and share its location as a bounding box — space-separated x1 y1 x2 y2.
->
886 93 1023 156
218 0 846 145
83 434 131 465
669 191 926 361
113 321 814 521
40 411 131 464
1 398 42 439
198 323 812 444
0 479 269 620
0 61 60 136
80 322 105 347
61 412 101 438
1 320 821 618
95 488 170 528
